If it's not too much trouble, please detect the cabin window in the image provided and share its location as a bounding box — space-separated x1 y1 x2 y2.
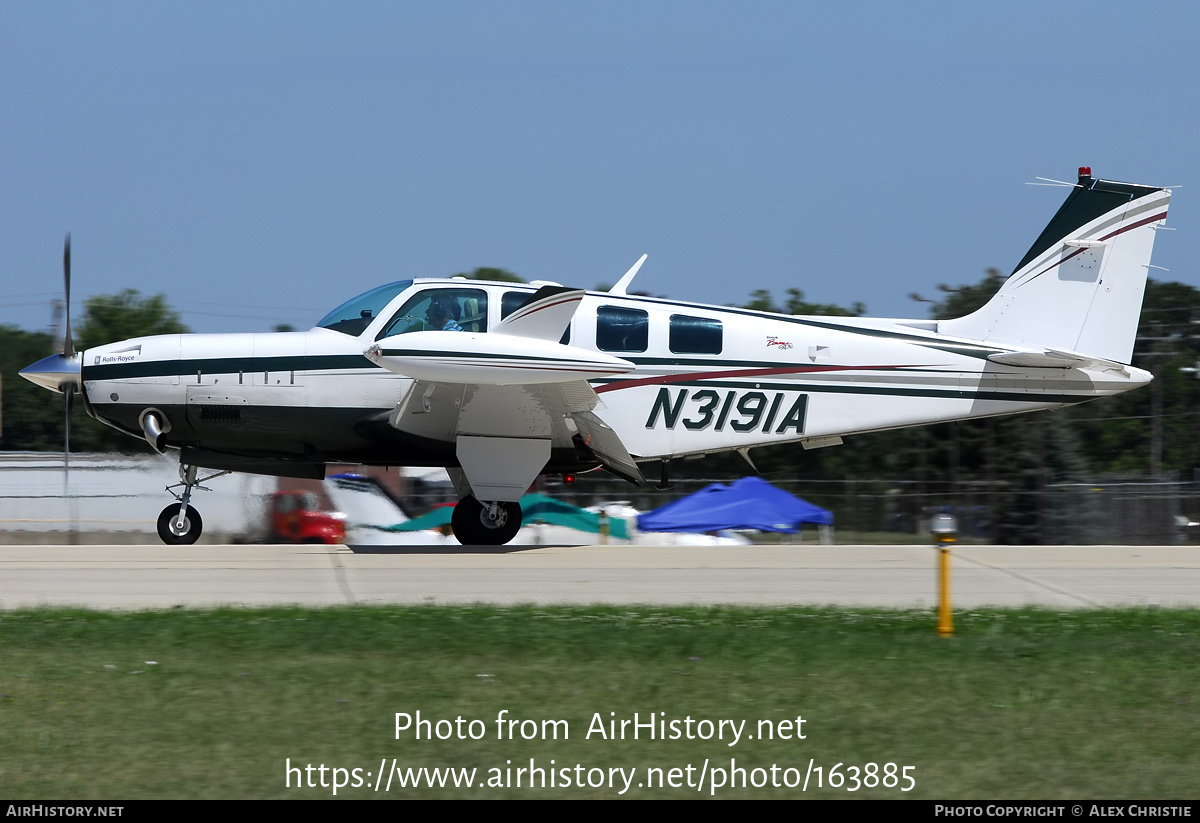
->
376 289 489 338
500 291 529 319
596 306 649 353
502 291 571 344
669 314 723 354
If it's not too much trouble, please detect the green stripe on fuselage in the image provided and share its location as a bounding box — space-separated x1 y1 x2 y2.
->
379 349 590 364
82 354 374 381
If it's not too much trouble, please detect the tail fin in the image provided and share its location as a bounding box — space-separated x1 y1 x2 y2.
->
939 168 1170 364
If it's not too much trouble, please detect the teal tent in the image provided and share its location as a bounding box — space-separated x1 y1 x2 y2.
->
378 493 629 539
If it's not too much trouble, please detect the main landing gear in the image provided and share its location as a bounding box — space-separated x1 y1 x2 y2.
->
157 464 230 545
450 495 522 546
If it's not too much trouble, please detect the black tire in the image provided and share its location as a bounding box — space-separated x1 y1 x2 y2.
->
157 503 203 545
451 496 522 545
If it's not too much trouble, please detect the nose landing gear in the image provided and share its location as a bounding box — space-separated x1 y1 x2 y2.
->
157 502 203 545
157 464 230 545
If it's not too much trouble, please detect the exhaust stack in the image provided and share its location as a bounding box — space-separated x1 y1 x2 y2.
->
140 410 171 454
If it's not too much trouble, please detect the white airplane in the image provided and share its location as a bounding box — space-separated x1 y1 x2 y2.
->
21 167 1172 545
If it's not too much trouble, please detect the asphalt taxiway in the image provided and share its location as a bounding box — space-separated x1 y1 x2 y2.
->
1 543 1197 610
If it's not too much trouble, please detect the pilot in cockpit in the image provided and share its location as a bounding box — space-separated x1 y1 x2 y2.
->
427 299 464 332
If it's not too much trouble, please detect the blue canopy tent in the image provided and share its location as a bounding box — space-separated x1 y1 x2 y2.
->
637 476 832 535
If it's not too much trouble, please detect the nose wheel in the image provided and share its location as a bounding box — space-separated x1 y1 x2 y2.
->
157 503 203 545
157 464 230 546
451 495 523 545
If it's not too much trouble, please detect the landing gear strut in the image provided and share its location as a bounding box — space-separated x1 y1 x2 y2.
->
451 495 522 545
157 464 229 546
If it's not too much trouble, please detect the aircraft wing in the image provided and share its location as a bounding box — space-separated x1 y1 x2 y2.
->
366 287 645 500
386 378 644 496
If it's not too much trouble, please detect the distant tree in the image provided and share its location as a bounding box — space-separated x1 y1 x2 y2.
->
1072 278 1200 478
741 289 779 313
0 325 63 451
741 288 864 316
273 323 296 333
989 414 1100 544
457 267 524 283
76 289 189 350
930 268 1005 320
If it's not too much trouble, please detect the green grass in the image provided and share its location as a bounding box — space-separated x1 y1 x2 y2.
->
1 606 1198 798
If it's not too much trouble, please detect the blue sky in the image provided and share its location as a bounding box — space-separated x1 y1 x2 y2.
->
2 2 1197 335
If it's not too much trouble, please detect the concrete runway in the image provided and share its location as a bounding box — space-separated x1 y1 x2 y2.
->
0 543 1198 610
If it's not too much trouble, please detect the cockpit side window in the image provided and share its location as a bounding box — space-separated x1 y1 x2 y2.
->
317 280 414 336
376 288 489 339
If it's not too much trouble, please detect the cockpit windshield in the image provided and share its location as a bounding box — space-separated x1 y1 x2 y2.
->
316 281 413 336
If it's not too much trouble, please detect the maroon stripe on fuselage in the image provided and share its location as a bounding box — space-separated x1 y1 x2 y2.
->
594 363 928 394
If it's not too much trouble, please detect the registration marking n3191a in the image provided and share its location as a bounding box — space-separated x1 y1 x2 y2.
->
645 387 807 434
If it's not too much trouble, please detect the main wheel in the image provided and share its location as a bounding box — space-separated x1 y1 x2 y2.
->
157 503 203 545
450 496 522 545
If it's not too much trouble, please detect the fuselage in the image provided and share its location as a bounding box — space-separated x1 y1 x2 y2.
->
75 277 1150 477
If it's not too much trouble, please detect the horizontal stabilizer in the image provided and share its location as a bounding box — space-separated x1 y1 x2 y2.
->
495 285 585 341
987 349 1128 372
987 351 1085 369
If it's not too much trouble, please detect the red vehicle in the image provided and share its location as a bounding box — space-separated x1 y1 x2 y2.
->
270 491 346 544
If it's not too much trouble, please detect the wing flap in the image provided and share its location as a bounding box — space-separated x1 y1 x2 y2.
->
571 409 645 485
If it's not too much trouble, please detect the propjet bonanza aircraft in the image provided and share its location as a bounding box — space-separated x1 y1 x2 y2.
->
22 168 1172 545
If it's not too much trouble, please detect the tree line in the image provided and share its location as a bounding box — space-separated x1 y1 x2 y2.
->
3 271 1199 542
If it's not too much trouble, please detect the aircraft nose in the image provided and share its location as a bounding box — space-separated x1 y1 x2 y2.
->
19 352 82 393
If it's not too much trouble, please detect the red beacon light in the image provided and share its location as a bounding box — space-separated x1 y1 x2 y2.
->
1078 166 1092 177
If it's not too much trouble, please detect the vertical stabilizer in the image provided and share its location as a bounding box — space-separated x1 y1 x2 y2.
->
940 169 1170 364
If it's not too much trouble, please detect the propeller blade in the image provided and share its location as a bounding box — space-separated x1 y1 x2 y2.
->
63 234 74 359
64 384 73 498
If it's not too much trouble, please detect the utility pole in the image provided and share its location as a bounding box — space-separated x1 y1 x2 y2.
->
1140 324 1182 477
